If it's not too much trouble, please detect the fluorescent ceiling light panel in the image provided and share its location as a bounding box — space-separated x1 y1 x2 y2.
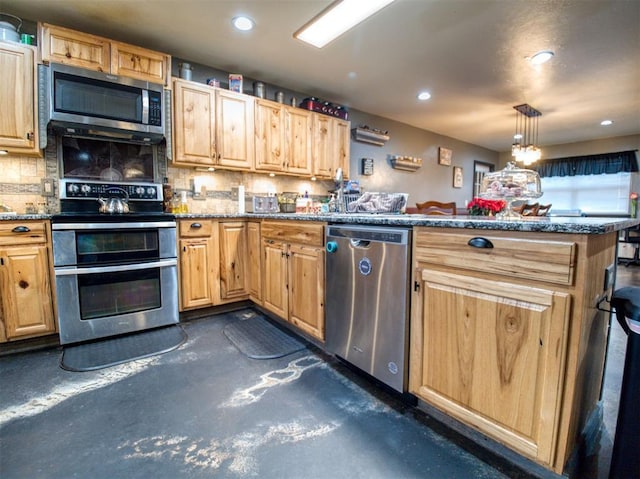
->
295 0 396 48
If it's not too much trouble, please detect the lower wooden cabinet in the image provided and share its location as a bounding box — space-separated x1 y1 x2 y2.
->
261 220 325 340
410 268 570 466
0 221 56 341
178 219 248 311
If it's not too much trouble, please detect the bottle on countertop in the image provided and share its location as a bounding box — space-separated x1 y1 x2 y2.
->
162 177 172 213
179 191 189 214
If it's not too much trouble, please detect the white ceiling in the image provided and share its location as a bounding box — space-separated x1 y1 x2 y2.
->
3 0 640 153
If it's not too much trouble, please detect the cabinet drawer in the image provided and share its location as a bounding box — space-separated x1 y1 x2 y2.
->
0 221 48 246
179 219 215 237
414 229 576 285
261 221 325 246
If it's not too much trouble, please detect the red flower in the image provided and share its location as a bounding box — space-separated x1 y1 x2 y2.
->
631 192 638 200
468 197 506 216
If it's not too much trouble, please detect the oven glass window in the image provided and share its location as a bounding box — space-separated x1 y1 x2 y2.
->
78 268 161 320
76 229 159 264
61 137 155 182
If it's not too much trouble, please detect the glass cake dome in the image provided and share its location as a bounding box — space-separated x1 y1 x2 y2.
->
479 162 542 219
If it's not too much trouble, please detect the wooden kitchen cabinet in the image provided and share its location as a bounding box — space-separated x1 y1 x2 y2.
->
255 98 312 176
0 42 40 156
247 221 262 304
312 114 350 180
39 23 170 85
218 221 248 300
172 79 254 170
178 219 248 311
0 221 56 341
410 227 617 473
261 220 325 340
178 219 219 310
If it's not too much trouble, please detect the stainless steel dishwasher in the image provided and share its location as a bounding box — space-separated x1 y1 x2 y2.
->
325 224 411 392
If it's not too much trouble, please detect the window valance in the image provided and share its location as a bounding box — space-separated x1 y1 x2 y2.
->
530 150 638 177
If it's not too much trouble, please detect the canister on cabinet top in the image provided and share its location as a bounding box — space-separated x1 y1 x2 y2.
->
253 82 265 98
276 91 285 103
178 63 192 80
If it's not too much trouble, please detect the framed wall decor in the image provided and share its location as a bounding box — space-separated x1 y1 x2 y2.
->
453 166 463 188
438 147 452 165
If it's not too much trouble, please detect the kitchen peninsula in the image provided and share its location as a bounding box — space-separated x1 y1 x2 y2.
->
1 212 638 476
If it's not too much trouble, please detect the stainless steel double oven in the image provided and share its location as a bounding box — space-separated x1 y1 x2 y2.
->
52 179 178 345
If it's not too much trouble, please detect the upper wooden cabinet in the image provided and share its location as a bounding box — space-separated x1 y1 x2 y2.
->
172 78 254 170
255 98 312 176
38 23 170 85
312 114 350 180
0 42 40 156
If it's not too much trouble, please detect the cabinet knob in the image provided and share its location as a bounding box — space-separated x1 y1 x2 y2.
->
467 237 494 249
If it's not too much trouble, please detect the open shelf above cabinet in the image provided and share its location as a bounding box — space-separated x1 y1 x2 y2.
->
352 127 390 146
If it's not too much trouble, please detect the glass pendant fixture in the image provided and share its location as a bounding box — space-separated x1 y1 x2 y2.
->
511 104 542 166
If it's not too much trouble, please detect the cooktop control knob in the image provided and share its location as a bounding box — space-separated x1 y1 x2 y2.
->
146 186 156 198
135 186 145 196
80 184 91 194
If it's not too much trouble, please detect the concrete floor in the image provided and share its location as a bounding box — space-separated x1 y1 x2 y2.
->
0 266 638 479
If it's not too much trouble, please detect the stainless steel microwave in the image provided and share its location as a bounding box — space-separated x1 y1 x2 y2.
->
41 63 165 143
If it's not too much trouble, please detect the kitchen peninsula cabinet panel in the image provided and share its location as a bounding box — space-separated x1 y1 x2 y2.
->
39 23 171 85
411 269 570 466
410 227 617 474
218 221 249 300
0 221 56 341
0 42 40 155
173 80 216 167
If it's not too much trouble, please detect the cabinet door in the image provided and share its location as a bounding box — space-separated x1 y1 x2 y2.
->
111 41 170 85
335 119 351 179
262 239 288 319
285 107 313 176
0 245 55 339
247 221 262 303
179 237 217 310
312 114 334 179
219 222 248 300
288 244 325 340
215 89 255 170
172 79 216 166
0 43 38 155
39 23 110 72
410 268 570 466
255 100 285 172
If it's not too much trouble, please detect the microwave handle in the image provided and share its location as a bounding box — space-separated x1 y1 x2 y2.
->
142 89 149 125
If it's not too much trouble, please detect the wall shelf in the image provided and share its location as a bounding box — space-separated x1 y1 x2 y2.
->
391 156 422 172
352 127 390 146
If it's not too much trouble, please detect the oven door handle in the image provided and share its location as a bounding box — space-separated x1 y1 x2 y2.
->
54 259 177 276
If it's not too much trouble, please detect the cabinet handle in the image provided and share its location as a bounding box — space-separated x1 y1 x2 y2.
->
467 237 493 249
12 226 31 233
190 222 202 229
26 131 34 140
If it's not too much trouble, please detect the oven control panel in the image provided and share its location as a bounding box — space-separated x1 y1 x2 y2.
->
59 179 163 201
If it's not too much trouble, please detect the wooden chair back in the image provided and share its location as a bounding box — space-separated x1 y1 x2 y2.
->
415 201 457 215
514 202 539 216
536 204 552 216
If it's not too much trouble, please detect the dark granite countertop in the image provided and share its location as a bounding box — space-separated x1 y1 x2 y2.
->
2 213 638 234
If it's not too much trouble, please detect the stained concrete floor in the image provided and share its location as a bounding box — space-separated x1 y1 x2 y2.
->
0 266 638 479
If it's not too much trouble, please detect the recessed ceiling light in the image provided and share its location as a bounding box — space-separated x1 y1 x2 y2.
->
232 16 255 31
601 119 613 126
417 91 431 101
530 50 554 65
294 0 396 48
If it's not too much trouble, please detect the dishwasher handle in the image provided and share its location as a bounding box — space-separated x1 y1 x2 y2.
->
326 241 338 253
